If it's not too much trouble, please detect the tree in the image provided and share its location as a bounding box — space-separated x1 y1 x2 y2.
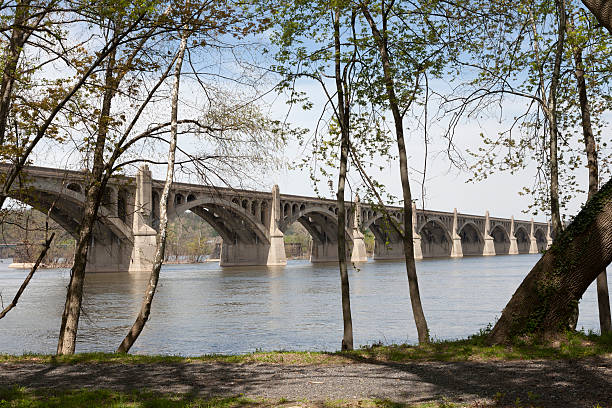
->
116 0 281 351
267 0 366 350
483 0 612 342
445 0 612 333
56 0 175 355
445 0 575 236
581 0 612 32
55 0 279 354
117 31 188 353
565 7 611 332
357 0 439 344
0 0 150 211
489 175 612 341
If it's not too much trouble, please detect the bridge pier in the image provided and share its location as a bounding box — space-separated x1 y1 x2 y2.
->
508 216 519 255
265 184 287 266
350 196 367 263
546 222 553 249
450 208 463 258
412 203 423 260
310 240 341 263
127 165 157 273
528 218 539 254
482 211 496 256
220 184 287 267
220 242 275 266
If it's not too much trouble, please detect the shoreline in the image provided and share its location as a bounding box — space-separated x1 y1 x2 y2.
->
1 333 610 407
2 330 611 364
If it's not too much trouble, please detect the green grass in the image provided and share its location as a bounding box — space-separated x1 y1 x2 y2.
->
0 387 264 407
0 388 491 408
348 329 612 363
1 331 610 366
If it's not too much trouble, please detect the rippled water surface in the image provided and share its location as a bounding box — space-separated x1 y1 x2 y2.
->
0 255 609 355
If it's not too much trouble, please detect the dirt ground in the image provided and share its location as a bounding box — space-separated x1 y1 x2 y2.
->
1 358 611 407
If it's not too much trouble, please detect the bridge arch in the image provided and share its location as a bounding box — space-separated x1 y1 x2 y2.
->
515 226 530 254
280 206 353 244
9 182 132 242
172 197 269 245
458 221 485 256
534 227 547 252
490 224 510 255
419 218 452 258
362 212 401 233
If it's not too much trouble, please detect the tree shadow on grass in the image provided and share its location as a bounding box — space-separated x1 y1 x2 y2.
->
336 351 612 408
0 357 610 408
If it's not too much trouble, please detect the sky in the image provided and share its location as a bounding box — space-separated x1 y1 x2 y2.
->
257 77 588 223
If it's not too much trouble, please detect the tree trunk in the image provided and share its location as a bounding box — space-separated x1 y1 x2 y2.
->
117 34 187 353
580 0 612 34
548 0 566 238
332 8 353 351
570 26 611 334
57 47 118 355
489 176 612 343
0 1 30 147
360 3 429 344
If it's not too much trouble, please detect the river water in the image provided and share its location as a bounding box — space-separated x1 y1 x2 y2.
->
0 255 609 355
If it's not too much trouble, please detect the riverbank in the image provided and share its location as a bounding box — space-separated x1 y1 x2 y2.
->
1 333 611 407
2 330 611 365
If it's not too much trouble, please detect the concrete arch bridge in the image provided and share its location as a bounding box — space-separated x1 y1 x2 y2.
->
1 164 551 272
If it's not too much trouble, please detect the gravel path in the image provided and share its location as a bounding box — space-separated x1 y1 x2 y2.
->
1 358 611 407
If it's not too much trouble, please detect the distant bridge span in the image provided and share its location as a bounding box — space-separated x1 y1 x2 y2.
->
1 164 550 272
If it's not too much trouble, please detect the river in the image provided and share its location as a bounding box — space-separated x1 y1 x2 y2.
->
0 255 609 355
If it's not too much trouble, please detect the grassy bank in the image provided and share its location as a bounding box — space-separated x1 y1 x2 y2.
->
0 387 492 408
1 331 611 366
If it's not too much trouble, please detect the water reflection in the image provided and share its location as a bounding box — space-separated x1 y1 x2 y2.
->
0 256 609 355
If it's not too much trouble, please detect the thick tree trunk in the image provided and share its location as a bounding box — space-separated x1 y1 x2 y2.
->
57 48 118 355
489 177 612 343
332 8 353 351
117 35 187 353
360 3 429 344
581 0 612 34
571 31 611 334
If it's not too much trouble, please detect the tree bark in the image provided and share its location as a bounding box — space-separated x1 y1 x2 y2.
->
117 34 187 353
332 8 354 351
569 21 611 333
57 46 118 355
0 0 32 147
489 176 612 343
548 0 566 238
581 0 612 34
360 2 429 344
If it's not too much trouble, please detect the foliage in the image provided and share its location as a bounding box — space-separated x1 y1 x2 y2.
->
450 0 612 218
